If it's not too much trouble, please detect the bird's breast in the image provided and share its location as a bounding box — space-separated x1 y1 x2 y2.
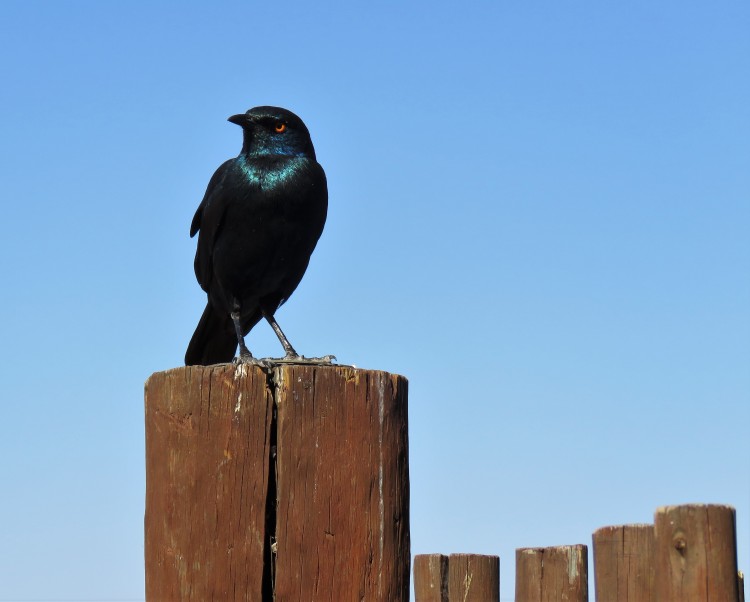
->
237 155 313 193
208 155 326 302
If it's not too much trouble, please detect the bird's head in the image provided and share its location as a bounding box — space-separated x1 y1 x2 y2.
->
228 106 316 159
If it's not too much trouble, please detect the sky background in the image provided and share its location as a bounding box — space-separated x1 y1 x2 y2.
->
1 2 748 600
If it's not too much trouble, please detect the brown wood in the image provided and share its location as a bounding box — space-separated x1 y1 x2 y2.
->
145 364 273 601
145 364 410 602
654 504 739 601
515 545 588 602
273 365 410 601
447 554 499 602
414 554 449 602
593 524 654 602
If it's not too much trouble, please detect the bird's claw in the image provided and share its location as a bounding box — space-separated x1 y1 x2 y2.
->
267 354 337 366
234 354 272 368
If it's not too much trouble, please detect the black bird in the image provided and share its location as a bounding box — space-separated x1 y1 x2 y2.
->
185 106 329 366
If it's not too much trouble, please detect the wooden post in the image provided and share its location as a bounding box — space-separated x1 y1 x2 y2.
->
413 554 498 602
414 554 449 602
653 504 739 601
447 554 499 602
145 364 410 601
515 545 588 602
144 364 272 601
593 524 654 601
272 365 410 600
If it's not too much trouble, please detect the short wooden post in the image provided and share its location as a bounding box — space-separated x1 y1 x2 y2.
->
653 504 739 601
447 554 499 602
145 364 410 601
515 545 588 602
414 554 448 602
593 524 654 601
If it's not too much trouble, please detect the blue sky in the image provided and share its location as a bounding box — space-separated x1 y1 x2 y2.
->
1 2 748 600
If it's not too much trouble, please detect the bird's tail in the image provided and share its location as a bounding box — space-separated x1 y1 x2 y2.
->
185 303 237 366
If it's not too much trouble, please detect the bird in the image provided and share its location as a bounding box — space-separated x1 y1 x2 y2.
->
185 106 330 366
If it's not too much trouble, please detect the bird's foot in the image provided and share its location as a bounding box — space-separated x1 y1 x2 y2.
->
268 353 337 366
233 352 272 368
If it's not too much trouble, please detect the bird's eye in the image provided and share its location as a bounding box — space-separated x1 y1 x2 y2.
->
275 123 287 133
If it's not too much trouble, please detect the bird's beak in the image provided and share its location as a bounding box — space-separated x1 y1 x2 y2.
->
228 113 253 126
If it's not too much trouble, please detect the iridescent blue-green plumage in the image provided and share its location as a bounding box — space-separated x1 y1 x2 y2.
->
185 106 328 366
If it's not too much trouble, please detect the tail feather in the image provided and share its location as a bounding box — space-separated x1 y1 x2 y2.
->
185 303 237 366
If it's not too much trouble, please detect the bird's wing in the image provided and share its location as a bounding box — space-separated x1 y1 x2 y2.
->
190 159 234 237
191 159 235 290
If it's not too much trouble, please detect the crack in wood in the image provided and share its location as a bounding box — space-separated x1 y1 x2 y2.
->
261 368 279 602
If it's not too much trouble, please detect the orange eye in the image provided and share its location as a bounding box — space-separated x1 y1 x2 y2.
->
275 123 287 133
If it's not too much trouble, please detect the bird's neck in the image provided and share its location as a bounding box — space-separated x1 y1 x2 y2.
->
236 153 304 178
242 148 310 160
240 133 315 159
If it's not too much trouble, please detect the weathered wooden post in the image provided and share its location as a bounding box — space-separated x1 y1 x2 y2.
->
447 554 499 602
414 554 448 602
515 545 588 602
414 553 498 602
593 524 655 601
144 363 410 601
653 504 739 601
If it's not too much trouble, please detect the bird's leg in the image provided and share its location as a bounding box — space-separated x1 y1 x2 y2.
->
230 307 255 363
263 311 337 365
263 311 300 360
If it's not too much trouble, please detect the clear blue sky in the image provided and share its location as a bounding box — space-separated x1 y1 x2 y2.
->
1 2 748 600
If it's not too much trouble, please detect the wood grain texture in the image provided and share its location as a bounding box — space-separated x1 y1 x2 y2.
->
654 504 739 601
145 364 273 601
515 545 588 602
447 554 499 602
145 364 410 601
593 524 654 602
273 365 410 601
413 554 449 602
